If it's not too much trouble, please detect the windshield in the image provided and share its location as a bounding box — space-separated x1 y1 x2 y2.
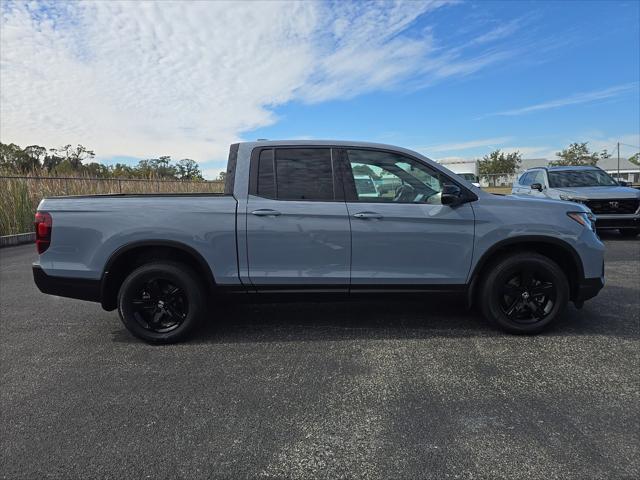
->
548 170 618 188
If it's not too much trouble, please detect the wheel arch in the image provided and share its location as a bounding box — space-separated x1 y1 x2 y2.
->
467 236 585 306
100 240 216 311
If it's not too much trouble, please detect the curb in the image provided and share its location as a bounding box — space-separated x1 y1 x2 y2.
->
0 232 35 248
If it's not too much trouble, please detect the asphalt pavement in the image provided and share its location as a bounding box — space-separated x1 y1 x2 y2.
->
1 234 638 479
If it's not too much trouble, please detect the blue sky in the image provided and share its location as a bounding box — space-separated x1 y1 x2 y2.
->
1 0 639 178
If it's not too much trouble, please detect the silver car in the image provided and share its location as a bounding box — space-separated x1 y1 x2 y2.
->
512 166 640 236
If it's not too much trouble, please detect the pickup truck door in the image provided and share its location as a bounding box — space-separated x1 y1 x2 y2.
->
245 147 351 288
340 148 475 286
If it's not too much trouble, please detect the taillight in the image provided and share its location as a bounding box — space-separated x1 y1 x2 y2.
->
34 211 52 254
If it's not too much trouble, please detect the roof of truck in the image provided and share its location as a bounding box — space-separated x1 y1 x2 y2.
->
524 165 602 172
241 139 410 150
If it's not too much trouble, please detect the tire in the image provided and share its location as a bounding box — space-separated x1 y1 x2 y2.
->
117 261 206 344
479 252 569 334
619 228 640 238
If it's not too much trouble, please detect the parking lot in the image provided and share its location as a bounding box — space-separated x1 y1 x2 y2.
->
0 235 638 479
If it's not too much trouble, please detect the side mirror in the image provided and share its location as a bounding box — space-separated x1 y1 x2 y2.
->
441 184 462 205
618 180 628 187
531 183 543 192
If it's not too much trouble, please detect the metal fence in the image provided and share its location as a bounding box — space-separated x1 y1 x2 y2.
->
479 173 518 188
0 175 225 236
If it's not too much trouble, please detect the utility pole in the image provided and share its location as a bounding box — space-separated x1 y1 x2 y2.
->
617 142 620 180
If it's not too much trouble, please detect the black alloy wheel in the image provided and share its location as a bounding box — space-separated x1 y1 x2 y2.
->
130 278 188 333
499 267 556 324
480 252 569 334
118 261 206 343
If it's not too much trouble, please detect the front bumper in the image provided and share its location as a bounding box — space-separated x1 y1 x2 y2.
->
32 265 101 302
595 214 640 230
574 276 605 303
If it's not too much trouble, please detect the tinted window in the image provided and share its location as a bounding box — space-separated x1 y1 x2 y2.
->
275 148 334 201
257 149 275 198
224 143 239 195
346 149 443 204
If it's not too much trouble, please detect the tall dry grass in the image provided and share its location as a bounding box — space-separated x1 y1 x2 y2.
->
0 174 224 236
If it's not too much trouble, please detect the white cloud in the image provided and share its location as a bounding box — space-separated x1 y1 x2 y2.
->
420 136 511 152
1 0 523 174
575 133 640 159
483 83 639 117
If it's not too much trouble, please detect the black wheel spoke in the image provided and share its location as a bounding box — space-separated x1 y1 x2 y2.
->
165 304 184 322
527 301 547 319
131 298 155 310
128 277 187 333
165 286 180 302
499 267 556 324
531 282 553 296
504 299 520 317
151 309 164 325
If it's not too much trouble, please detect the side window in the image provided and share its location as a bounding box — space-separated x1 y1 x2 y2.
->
519 172 532 186
257 149 275 198
531 170 546 186
346 149 443 204
275 148 334 201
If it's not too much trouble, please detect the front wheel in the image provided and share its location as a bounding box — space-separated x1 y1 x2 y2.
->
117 262 206 344
479 253 569 334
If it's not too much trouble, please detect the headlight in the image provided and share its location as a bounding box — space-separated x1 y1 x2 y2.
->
559 194 586 203
567 211 595 230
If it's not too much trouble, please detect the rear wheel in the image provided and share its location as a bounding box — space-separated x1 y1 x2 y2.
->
117 262 206 343
619 228 640 238
479 253 569 334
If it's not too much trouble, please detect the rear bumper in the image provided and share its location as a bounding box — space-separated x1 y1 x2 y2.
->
32 265 101 302
595 214 640 230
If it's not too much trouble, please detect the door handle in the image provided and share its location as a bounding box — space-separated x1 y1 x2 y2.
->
353 211 383 219
251 209 281 217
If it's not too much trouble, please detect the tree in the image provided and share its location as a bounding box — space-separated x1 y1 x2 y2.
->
43 152 63 172
23 145 47 171
599 148 612 159
0 142 30 172
629 153 640 166
549 142 609 167
109 163 136 178
135 157 177 178
48 144 95 171
175 158 203 180
478 149 522 186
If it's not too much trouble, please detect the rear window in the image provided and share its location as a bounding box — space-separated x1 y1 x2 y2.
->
257 149 275 198
275 148 334 201
224 143 239 195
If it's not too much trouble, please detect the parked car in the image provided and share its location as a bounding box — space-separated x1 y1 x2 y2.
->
512 166 640 237
33 141 604 343
458 172 481 188
353 175 380 199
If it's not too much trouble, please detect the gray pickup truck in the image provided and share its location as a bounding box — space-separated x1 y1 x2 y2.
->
33 141 605 343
